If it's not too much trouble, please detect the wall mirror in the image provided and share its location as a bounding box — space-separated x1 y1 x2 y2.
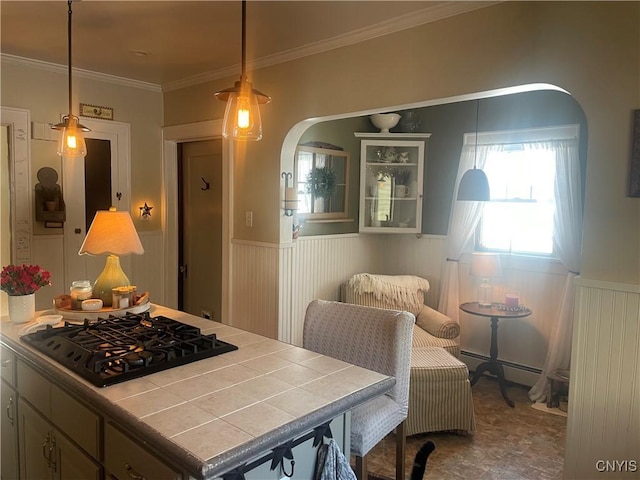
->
295 143 349 221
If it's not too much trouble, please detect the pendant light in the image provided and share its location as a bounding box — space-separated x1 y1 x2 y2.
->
51 0 89 158
215 0 271 141
457 99 490 201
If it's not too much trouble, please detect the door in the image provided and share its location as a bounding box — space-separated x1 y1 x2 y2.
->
18 398 52 480
62 119 130 289
178 140 223 322
1 382 19 479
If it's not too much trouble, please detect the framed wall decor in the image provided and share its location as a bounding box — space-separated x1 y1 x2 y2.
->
629 109 640 197
80 103 114 121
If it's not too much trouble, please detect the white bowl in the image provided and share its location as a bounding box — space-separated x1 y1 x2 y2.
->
370 113 401 133
81 299 103 311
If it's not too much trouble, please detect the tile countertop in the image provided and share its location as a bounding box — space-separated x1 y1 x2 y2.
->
0 304 395 479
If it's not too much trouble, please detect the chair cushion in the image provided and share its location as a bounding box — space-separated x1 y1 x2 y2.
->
350 394 407 456
412 327 460 358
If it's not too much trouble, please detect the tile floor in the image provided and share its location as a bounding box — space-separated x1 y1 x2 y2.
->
361 376 567 480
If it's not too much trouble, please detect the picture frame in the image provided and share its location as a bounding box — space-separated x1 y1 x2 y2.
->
629 109 640 197
80 103 114 121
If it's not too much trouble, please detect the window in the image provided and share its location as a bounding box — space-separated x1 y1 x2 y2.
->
295 144 349 220
473 125 579 256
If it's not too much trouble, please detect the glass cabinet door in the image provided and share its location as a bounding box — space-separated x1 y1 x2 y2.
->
356 134 429 233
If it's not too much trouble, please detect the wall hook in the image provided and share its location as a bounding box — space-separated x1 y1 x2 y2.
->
201 177 210 191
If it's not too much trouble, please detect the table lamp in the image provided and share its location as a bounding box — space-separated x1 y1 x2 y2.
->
470 252 502 307
79 207 144 307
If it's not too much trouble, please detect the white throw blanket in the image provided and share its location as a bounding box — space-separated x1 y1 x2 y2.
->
347 273 430 308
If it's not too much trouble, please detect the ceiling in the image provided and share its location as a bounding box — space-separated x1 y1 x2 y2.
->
0 1 494 90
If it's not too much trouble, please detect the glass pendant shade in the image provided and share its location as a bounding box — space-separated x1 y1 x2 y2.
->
53 115 89 158
217 80 268 141
214 0 270 141
53 1 90 157
457 167 490 201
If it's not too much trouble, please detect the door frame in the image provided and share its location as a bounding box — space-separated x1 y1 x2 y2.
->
1 106 31 265
162 120 232 321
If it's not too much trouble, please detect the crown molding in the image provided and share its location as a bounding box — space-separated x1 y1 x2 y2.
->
1 54 162 93
3 1 499 94
163 1 500 92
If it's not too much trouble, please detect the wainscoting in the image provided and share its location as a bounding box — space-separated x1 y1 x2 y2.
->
564 278 640 479
230 239 280 338
224 232 569 382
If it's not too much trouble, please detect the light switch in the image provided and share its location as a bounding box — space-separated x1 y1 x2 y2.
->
245 211 253 227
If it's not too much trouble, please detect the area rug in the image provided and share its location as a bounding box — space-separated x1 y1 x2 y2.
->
368 475 392 480
531 401 568 418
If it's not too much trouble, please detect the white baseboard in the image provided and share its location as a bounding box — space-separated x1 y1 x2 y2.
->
460 351 541 388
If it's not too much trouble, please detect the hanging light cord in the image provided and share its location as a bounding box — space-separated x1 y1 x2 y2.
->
473 99 480 169
240 0 247 82
67 0 73 116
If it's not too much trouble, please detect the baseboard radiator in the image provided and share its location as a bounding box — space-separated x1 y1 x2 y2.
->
460 350 542 387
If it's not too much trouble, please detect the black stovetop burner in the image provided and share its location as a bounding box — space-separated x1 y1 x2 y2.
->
21 312 238 387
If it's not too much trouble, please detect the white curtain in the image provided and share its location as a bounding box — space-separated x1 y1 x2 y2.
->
529 139 582 402
438 144 499 322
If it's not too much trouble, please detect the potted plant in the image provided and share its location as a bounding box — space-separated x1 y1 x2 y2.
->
1 264 51 323
305 166 336 212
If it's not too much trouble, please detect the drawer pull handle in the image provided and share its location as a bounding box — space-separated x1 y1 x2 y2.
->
49 434 57 472
125 463 146 480
6 395 14 425
42 434 51 467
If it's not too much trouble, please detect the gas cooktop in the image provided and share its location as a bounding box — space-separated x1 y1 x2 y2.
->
21 312 238 387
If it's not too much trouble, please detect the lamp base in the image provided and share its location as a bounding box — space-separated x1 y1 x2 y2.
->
478 280 493 307
92 255 130 307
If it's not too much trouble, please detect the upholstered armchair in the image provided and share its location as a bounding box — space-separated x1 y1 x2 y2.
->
303 300 414 480
342 273 460 357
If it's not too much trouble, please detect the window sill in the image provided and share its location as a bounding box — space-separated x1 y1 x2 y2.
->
461 252 567 276
304 218 354 224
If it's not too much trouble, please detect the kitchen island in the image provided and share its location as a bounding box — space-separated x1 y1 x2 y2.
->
0 305 394 479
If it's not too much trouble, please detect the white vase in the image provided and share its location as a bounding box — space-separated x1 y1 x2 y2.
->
8 293 35 324
314 197 325 213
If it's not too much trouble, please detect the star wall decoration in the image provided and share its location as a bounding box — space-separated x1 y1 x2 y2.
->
139 202 153 220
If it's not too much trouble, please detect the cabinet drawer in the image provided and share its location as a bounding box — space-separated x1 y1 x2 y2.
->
105 422 182 480
16 358 51 416
0 344 16 387
51 384 101 459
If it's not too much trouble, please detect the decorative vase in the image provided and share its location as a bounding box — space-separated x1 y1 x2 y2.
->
8 293 35 324
314 197 325 213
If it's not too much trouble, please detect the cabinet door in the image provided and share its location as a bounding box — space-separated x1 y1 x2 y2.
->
0 345 16 387
53 429 101 480
104 423 182 480
358 138 425 233
18 398 52 480
1 381 19 480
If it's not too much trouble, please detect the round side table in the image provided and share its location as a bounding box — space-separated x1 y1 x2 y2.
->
459 302 532 408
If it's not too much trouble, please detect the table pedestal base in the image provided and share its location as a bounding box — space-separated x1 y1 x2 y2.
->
470 360 515 408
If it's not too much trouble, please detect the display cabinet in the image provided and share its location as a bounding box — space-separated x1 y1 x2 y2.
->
355 133 430 233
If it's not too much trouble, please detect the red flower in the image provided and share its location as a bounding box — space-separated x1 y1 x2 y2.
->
0 264 52 296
